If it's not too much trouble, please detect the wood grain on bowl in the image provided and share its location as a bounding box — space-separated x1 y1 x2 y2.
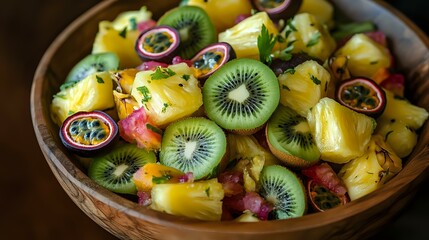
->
31 0 429 239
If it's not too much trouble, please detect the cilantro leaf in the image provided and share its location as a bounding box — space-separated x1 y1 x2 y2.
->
96 75 104 84
150 67 176 80
310 74 321 85
257 24 277 65
306 31 321 47
182 74 190 81
119 26 127 38
137 86 151 103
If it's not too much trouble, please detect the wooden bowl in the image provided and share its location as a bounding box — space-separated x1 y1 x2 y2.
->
31 0 429 239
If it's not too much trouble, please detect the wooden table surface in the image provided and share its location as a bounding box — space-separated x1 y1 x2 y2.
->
0 0 427 239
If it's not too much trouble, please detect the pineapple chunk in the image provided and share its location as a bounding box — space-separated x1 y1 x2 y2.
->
280 13 336 61
298 0 334 29
51 72 114 125
376 118 418 158
307 97 376 164
113 90 139 120
278 60 331 116
110 6 152 31
379 89 429 130
150 178 224 221
131 63 203 128
218 12 280 59
132 163 184 192
334 33 390 79
92 21 141 69
339 135 402 200
235 210 260 222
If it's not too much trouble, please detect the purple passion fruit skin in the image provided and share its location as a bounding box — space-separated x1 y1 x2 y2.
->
252 0 303 20
59 111 119 157
135 25 180 63
335 77 386 118
190 42 236 80
307 180 348 212
269 53 322 77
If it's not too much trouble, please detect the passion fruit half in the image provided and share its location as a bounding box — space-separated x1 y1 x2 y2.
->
135 25 180 63
59 111 119 156
252 0 303 21
190 42 236 80
335 77 386 118
307 179 349 212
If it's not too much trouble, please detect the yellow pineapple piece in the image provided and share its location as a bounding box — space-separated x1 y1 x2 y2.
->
379 89 429 130
150 178 224 221
278 60 331 116
307 97 376 164
113 90 139 120
92 21 141 69
298 0 334 29
218 11 281 59
131 63 203 128
339 135 402 200
375 118 418 158
280 13 336 61
235 210 260 222
50 72 114 125
110 6 152 30
334 33 390 80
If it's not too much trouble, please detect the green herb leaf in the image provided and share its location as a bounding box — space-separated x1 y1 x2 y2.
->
284 18 297 38
68 110 75 115
306 31 321 47
257 24 277 65
96 75 104 84
137 86 151 103
146 123 162 135
119 26 128 38
129 17 137 31
150 67 176 80
310 74 321 85
152 174 172 184
162 102 170 113
205 187 210 197
182 74 190 81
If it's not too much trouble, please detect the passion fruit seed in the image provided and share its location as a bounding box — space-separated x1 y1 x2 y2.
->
336 77 386 117
308 180 342 211
135 26 180 62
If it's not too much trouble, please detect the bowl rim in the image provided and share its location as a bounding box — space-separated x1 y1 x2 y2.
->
31 0 429 235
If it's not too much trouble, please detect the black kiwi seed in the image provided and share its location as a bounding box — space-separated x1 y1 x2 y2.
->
157 6 216 59
266 105 320 168
203 58 280 134
159 117 227 180
88 143 156 194
258 165 307 219
65 52 119 83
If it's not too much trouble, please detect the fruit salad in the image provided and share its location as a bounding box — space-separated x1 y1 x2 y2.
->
50 0 429 222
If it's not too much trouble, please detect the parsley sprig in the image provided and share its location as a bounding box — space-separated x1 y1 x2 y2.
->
150 67 176 80
257 24 278 65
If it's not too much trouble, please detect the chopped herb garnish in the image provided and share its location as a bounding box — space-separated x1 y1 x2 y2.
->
306 31 321 47
205 187 210 197
257 24 277 65
152 174 172 184
119 26 128 38
96 75 104 84
276 40 296 61
150 67 176 80
284 18 297 38
284 68 295 75
129 17 137 31
146 123 162 135
282 84 290 91
137 86 151 103
182 74 190 81
68 110 75 115
161 103 170 113
310 74 321 85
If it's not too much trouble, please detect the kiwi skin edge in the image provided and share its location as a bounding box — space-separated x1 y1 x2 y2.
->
265 126 320 169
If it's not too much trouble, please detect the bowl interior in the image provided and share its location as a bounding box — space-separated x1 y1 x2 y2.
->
31 0 429 238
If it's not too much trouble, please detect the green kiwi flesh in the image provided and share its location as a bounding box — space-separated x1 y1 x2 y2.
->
203 58 280 132
65 52 119 83
160 117 227 180
259 165 307 219
157 6 216 59
266 105 320 166
88 143 156 194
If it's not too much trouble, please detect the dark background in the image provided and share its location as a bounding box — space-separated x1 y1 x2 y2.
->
0 0 428 239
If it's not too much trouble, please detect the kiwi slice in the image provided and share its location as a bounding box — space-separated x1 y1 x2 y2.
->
203 58 280 134
159 117 227 180
259 165 307 219
65 52 119 83
157 6 216 59
266 105 320 168
88 143 156 194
